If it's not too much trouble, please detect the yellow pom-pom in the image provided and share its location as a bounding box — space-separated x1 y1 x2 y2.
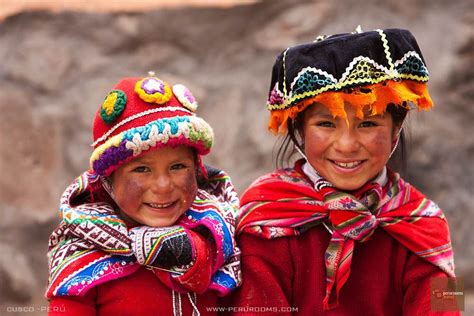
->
135 77 172 105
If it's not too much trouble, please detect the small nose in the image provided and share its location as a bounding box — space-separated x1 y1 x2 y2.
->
150 173 173 194
333 127 360 153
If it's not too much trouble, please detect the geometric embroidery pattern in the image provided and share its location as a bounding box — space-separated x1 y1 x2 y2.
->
267 29 430 111
46 169 241 298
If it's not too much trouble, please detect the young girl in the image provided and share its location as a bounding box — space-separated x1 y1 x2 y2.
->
231 28 458 315
46 74 241 315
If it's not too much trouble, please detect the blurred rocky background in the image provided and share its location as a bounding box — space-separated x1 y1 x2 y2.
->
0 0 472 314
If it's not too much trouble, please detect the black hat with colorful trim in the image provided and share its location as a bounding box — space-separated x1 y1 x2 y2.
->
267 27 433 133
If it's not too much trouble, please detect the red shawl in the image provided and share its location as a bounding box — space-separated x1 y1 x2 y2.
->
237 161 454 310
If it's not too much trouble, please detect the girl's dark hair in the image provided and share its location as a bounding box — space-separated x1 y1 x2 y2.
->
274 116 304 169
386 103 409 176
274 103 409 176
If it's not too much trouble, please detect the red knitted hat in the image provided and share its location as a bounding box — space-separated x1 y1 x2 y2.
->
90 74 213 176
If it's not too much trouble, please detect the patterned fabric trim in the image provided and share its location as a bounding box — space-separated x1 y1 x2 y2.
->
268 50 428 111
184 170 241 295
46 169 241 298
266 29 433 134
48 251 138 297
90 115 214 176
92 106 194 147
237 162 455 309
267 29 429 111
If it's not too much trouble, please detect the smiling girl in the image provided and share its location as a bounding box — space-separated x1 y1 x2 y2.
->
111 146 199 228
230 28 458 315
46 75 241 315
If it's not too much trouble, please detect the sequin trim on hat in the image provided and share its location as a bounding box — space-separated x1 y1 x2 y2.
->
172 84 198 112
100 90 127 124
135 76 172 105
90 116 214 176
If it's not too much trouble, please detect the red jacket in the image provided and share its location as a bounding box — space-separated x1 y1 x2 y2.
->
48 267 219 315
228 226 460 315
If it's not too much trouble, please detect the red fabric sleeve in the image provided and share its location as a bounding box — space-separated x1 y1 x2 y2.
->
402 252 461 316
228 233 293 315
48 287 97 316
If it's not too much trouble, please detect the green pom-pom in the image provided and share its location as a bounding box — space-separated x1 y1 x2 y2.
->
100 90 127 124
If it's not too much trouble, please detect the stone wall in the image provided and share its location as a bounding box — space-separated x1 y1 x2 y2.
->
0 0 472 312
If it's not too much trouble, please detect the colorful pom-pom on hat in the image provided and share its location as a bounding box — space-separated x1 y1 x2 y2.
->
90 74 214 176
267 27 434 134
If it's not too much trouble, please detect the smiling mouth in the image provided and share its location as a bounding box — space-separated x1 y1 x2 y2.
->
145 201 175 209
331 160 364 169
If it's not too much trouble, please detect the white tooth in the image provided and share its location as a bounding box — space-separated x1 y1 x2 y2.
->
149 202 172 208
336 161 360 168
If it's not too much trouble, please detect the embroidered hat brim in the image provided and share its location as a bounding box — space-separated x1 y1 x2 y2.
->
267 28 433 133
90 115 213 176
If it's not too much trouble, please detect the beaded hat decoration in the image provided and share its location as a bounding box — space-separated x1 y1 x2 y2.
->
267 28 433 133
90 74 213 176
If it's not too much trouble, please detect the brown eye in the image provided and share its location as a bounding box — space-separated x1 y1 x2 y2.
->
359 121 377 128
317 121 335 127
170 163 186 171
132 166 150 173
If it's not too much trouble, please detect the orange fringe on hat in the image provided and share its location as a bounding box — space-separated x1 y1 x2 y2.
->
268 80 433 134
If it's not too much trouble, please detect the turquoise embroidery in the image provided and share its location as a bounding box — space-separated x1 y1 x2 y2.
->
396 56 428 77
293 72 335 95
269 53 429 111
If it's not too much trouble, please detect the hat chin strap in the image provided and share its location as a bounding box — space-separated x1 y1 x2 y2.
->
295 144 309 161
389 119 405 159
389 135 401 159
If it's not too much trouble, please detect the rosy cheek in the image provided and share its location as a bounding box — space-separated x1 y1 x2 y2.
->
304 131 327 157
128 178 146 194
182 171 197 204
117 178 146 207
369 132 392 154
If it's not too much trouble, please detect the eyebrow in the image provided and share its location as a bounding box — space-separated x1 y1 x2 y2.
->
131 154 195 164
129 157 149 164
307 113 334 119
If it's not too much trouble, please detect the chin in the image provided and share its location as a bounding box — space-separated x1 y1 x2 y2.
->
145 220 172 227
332 180 366 191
